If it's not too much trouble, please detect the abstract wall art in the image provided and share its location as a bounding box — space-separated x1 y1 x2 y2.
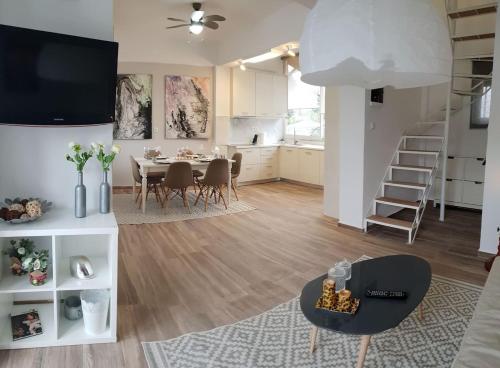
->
164 75 211 139
114 74 152 140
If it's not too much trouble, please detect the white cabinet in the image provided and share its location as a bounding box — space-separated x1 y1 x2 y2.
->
231 69 287 118
255 73 274 117
231 68 256 117
319 152 325 186
279 147 300 181
298 149 321 185
228 146 279 183
273 75 288 117
464 158 485 182
463 181 484 206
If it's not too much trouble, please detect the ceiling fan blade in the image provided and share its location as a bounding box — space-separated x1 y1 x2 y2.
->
167 17 187 22
203 15 226 22
203 21 219 30
166 24 190 29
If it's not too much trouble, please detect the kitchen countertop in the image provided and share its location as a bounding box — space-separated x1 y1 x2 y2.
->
227 143 324 151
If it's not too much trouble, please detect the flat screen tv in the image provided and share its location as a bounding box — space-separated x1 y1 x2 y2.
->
0 24 118 125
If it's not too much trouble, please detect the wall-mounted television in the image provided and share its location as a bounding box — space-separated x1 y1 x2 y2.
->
0 24 118 126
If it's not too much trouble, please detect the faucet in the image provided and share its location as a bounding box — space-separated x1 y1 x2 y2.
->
293 128 299 145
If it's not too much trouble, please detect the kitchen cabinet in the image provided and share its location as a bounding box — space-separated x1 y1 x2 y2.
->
279 147 300 181
298 149 321 185
462 181 484 206
231 69 288 118
231 68 256 117
228 146 279 183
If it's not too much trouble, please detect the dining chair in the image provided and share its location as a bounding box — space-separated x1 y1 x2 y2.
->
130 156 165 208
192 169 204 193
162 161 194 212
194 159 229 211
230 152 242 201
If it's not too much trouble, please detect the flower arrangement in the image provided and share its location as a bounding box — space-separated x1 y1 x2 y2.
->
4 239 35 275
92 143 121 171
22 249 50 286
65 142 93 172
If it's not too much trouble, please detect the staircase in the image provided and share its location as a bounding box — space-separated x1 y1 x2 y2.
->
364 128 445 244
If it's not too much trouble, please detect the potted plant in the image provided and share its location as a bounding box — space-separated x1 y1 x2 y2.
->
65 142 93 218
92 143 121 214
4 239 35 276
22 249 50 286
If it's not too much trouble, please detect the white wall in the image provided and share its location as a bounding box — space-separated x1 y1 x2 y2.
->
338 87 366 228
323 87 340 219
363 87 422 216
0 0 114 212
480 8 500 254
113 62 214 186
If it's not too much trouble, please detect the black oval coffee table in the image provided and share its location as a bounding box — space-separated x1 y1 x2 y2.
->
300 255 431 368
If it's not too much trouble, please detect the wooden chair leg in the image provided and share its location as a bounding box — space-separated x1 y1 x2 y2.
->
153 184 162 206
231 179 239 201
182 188 191 213
135 186 142 203
194 186 204 206
204 186 210 211
218 185 228 209
164 188 171 209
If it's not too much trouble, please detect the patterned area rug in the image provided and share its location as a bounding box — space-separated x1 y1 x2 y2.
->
142 273 482 368
113 192 256 225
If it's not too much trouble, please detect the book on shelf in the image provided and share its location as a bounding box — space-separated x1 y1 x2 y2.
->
11 310 43 341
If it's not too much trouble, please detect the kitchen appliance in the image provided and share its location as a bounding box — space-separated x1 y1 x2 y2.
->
252 134 258 145
70 256 95 280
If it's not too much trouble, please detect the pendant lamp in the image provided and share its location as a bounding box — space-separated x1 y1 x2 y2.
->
299 0 452 89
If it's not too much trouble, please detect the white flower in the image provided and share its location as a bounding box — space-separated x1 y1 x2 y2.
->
33 259 41 271
111 144 121 154
68 142 76 149
17 247 25 255
22 258 32 269
90 142 98 151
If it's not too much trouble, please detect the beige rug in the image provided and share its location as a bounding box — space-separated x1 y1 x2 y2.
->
113 192 256 225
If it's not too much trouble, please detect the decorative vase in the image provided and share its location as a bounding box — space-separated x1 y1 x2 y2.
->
99 170 111 214
29 270 47 286
75 171 86 218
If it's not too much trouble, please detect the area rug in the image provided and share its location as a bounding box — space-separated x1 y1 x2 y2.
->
142 272 482 368
113 192 256 225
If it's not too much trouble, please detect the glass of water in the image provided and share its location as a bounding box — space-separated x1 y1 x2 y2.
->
328 266 346 292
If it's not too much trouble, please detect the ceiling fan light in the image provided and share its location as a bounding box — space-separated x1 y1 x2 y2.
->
189 23 204 35
191 10 204 22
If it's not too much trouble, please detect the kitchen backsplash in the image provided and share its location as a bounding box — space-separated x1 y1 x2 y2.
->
229 117 284 145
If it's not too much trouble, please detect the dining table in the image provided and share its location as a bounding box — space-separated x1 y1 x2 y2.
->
133 156 234 214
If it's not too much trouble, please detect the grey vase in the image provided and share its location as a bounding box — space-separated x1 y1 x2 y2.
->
99 170 111 214
75 171 86 218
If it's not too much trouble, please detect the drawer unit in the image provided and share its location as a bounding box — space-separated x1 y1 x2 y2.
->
239 164 260 182
239 148 260 165
464 158 485 182
228 146 279 183
260 164 277 180
462 181 484 206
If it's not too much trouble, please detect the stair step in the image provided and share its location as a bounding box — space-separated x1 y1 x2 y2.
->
391 164 433 173
452 89 487 96
454 53 493 61
454 73 492 79
448 3 497 19
398 149 440 156
366 215 413 231
404 135 444 140
376 196 420 210
384 181 426 190
452 33 495 42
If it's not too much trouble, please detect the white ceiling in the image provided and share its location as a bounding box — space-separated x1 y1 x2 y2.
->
115 0 312 65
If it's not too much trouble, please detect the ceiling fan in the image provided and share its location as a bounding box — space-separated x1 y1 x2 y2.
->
167 2 226 35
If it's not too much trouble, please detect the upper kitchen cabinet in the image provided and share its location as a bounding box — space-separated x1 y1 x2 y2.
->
231 68 288 118
231 68 256 117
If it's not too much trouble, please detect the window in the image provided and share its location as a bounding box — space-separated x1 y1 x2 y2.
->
470 61 493 129
286 66 325 140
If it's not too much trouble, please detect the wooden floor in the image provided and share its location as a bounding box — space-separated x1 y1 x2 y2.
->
0 182 489 367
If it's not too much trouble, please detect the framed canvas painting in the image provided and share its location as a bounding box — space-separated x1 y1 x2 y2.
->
164 75 211 139
114 74 152 140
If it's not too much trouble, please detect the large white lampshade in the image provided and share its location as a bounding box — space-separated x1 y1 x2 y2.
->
300 0 452 89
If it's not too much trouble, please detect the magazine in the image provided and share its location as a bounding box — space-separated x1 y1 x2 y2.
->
11 310 43 341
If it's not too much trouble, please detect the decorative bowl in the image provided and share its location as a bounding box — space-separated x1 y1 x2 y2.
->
0 197 52 224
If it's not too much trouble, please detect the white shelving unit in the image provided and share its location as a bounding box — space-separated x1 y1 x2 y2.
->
0 209 118 349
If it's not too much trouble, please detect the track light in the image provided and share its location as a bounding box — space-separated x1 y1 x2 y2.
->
287 46 296 57
239 62 246 71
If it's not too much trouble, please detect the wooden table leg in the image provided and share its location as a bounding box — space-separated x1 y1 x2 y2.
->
419 302 424 321
132 178 136 201
141 170 148 214
309 326 318 353
356 335 371 368
227 165 232 205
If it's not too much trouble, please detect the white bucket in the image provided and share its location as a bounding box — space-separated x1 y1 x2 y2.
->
80 290 110 335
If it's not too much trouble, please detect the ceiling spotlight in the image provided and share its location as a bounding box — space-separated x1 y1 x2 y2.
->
239 62 247 71
287 46 296 57
189 23 203 35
